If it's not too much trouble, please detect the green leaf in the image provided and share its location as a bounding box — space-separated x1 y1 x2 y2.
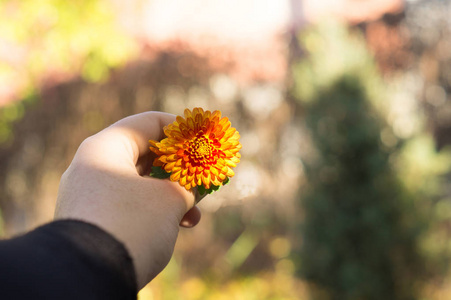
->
197 184 206 195
149 166 171 179
198 177 230 195
211 184 220 192
223 177 230 186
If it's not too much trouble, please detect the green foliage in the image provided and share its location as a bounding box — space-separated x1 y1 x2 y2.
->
298 76 424 299
292 21 383 109
0 0 135 83
292 22 428 299
0 95 30 146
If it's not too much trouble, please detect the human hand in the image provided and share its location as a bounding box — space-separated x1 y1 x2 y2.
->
54 112 201 289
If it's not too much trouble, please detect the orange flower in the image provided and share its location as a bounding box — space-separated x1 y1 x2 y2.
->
149 108 241 190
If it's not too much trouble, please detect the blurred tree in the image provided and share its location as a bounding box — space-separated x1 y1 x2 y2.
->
298 75 424 299
291 22 428 299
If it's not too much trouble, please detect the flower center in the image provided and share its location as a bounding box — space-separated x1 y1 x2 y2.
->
194 138 211 157
186 133 221 167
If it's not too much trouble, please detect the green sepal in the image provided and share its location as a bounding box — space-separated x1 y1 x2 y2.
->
197 184 206 195
150 166 171 179
223 177 230 186
198 177 230 196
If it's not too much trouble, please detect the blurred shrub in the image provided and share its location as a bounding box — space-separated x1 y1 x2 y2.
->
298 76 424 299
292 22 428 299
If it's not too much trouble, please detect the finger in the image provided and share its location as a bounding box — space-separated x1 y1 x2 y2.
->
136 150 153 176
78 112 195 209
105 111 176 164
179 206 201 228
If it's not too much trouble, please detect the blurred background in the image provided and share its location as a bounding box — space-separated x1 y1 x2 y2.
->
1 0 451 299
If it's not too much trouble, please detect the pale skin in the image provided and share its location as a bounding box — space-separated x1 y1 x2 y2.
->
54 112 201 289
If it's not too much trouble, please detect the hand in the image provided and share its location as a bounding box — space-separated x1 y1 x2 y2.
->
54 112 201 289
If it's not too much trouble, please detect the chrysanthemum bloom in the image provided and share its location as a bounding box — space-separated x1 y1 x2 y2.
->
149 108 241 191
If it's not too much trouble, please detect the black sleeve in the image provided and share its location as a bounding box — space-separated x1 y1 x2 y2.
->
0 220 137 300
